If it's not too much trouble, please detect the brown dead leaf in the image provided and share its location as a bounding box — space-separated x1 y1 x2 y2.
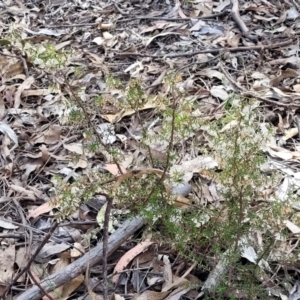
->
14 76 35 109
15 247 28 282
63 143 83 154
132 290 170 300
164 262 196 292
174 195 190 209
101 98 165 123
0 55 24 82
22 162 40 184
70 243 85 258
27 202 53 219
105 164 127 175
21 89 52 97
0 93 5 119
69 153 88 169
40 144 51 163
132 249 156 267
266 144 300 160
10 184 36 200
294 84 300 92
165 286 192 300
34 125 62 145
170 156 218 182
42 257 68 300
227 32 241 47
270 68 298 87
162 255 173 292
0 245 15 283
282 127 298 141
113 241 154 283
113 294 125 300
60 274 84 300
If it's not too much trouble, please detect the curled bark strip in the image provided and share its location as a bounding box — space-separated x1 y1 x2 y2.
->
16 217 144 300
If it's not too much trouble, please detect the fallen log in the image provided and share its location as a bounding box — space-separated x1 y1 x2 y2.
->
16 216 144 300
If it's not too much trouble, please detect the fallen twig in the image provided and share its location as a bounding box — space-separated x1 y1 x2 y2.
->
15 217 144 300
117 10 229 22
103 195 113 300
231 0 257 42
219 64 300 107
219 62 246 92
27 269 55 300
242 91 300 107
114 39 294 58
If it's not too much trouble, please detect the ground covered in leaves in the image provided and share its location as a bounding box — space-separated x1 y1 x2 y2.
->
2 0 300 299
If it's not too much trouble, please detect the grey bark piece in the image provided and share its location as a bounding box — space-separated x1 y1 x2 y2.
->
201 249 232 294
16 216 144 300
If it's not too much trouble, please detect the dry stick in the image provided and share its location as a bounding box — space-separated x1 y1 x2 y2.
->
102 195 113 300
47 22 97 28
15 216 144 300
1 221 58 299
231 0 248 34
175 52 223 75
231 0 257 42
58 220 98 227
219 62 246 92
117 10 229 22
242 91 300 107
219 62 300 107
27 269 55 300
114 39 294 58
65 79 126 299
45 12 229 28
45 10 115 27
0 233 26 239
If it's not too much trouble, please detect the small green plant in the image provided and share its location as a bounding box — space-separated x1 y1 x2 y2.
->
52 74 291 298
24 42 70 71
106 75 122 89
95 95 104 106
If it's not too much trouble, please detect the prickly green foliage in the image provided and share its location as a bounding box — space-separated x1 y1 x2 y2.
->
51 171 115 222
25 42 70 71
106 75 122 89
51 75 287 297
